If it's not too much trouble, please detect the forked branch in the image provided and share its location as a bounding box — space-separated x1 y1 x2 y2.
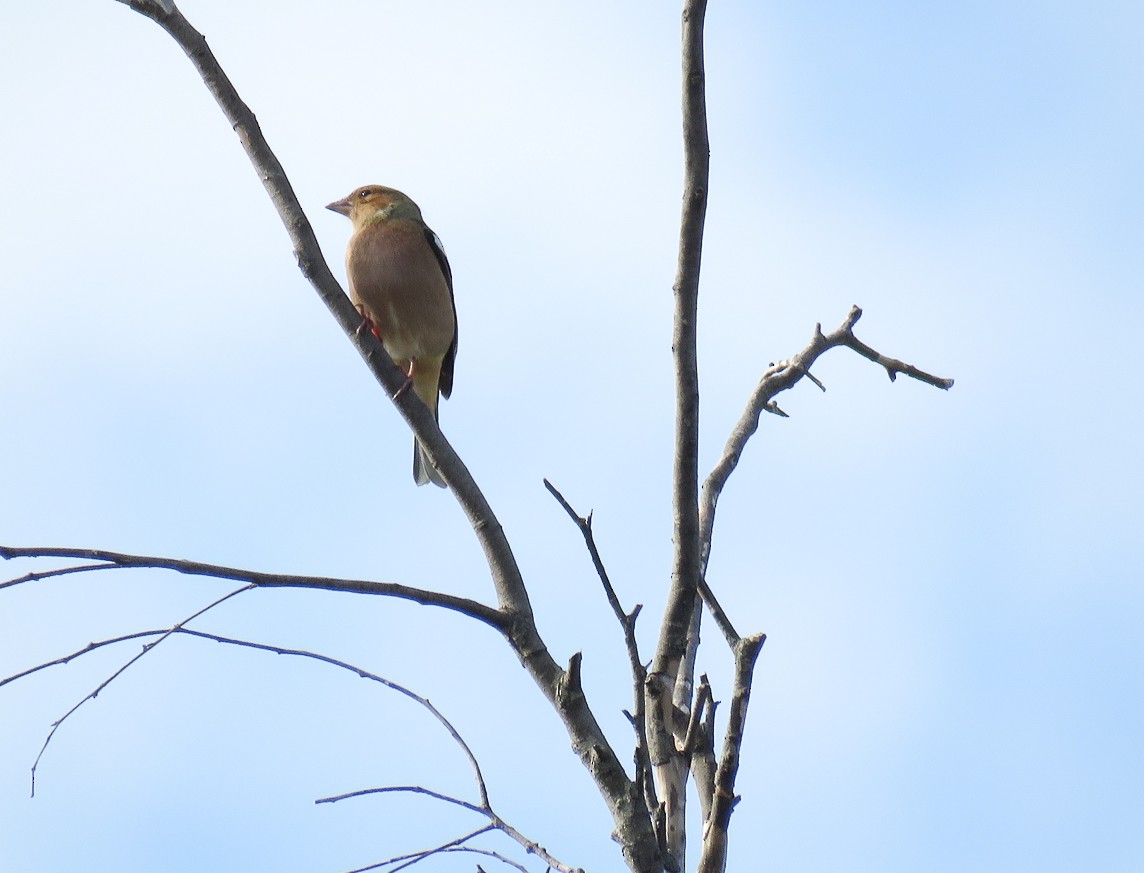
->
698 305 953 595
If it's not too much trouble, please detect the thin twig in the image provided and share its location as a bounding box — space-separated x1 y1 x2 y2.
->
7 626 491 808
323 786 582 873
542 480 630 627
0 561 119 590
28 584 254 796
343 825 494 873
318 785 486 815
436 846 532 873
697 576 740 650
543 480 654 807
10 625 577 865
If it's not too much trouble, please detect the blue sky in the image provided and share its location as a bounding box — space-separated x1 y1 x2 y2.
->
1 2 1141 871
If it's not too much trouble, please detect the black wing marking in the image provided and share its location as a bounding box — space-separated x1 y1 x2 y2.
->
425 225 458 399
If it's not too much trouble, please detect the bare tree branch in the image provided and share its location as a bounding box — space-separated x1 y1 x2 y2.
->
8 624 495 805
698 305 953 628
7 607 580 870
0 4 959 873
543 481 632 631
0 546 507 630
696 633 766 873
655 0 710 684
648 2 711 867
543 480 655 809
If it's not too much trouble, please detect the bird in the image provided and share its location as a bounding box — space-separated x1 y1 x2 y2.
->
326 185 457 488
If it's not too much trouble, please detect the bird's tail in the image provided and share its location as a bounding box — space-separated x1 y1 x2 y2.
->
414 438 446 488
413 366 446 488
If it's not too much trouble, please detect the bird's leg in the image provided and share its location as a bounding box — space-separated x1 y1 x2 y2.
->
393 359 416 400
354 304 384 342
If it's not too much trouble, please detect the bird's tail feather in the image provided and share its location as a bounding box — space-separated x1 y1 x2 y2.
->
414 438 447 488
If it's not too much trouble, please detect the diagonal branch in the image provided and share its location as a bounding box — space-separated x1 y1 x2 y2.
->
697 305 953 641
543 479 656 812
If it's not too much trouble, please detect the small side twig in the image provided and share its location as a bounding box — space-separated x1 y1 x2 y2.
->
697 305 953 648
542 480 632 629
697 577 740 649
543 479 654 807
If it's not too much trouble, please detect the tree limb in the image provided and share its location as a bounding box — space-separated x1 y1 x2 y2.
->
696 633 765 873
0 546 507 630
648 2 710 867
698 305 953 635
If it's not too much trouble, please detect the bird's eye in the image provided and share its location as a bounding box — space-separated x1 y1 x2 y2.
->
359 190 371 199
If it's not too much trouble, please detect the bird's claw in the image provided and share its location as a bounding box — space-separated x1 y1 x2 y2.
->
393 375 414 401
354 306 383 342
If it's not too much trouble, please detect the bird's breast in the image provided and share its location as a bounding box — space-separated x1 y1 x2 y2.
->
346 222 455 364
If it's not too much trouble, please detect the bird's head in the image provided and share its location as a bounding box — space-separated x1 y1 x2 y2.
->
326 185 423 230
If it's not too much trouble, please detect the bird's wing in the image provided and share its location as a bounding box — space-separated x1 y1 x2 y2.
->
425 226 458 398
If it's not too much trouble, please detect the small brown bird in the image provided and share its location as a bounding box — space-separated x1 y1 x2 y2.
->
327 185 457 487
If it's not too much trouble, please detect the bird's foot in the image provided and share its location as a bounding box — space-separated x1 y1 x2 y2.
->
392 376 414 401
392 360 416 401
354 306 383 342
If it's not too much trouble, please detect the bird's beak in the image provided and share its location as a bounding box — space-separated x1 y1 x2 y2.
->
326 196 352 217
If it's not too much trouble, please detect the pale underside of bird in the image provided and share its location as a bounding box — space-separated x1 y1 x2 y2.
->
327 185 457 487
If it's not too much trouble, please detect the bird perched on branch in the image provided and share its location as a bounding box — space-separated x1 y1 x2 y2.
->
327 185 457 488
